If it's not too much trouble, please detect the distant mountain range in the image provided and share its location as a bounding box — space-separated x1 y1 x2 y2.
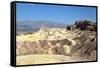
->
16 20 67 32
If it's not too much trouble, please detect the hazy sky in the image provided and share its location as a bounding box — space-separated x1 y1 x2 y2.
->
16 3 96 24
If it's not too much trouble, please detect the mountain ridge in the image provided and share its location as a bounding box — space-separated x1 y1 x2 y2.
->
17 20 67 32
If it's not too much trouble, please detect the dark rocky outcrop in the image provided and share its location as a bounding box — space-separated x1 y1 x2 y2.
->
75 20 96 31
66 20 97 31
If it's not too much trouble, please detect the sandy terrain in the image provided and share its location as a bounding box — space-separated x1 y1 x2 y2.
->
17 54 91 65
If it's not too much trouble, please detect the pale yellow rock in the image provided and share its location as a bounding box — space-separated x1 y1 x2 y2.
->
63 45 71 55
17 28 77 42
